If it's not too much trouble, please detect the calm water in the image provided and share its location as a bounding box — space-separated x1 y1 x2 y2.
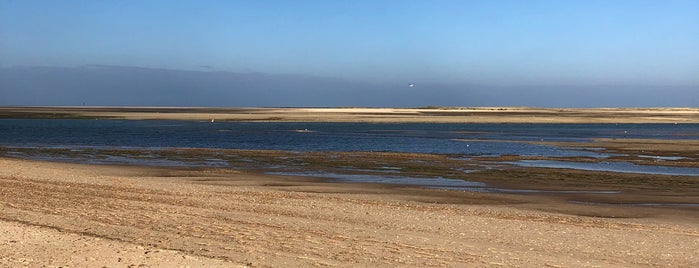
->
1 119 697 156
1 119 697 177
510 160 699 176
267 171 622 194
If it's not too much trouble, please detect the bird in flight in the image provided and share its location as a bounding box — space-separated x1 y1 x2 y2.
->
409 83 415 88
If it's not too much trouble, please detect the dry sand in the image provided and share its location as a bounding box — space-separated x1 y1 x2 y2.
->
1 157 698 267
2 106 698 123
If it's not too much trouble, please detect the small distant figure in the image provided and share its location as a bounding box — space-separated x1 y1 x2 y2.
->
211 118 215 123
409 83 415 88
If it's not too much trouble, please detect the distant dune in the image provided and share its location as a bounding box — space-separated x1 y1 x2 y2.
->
1 106 698 123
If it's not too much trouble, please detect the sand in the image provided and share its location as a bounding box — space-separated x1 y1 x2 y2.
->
1 157 698 267
1 107 698 266
2 106 698 123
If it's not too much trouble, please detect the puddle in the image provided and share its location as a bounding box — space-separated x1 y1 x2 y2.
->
451 187 620 194
637 155 686 161
338 167 402 174
267 171 485 188
380 166 402 170
569 201 699 207
267 171 620 194
509 160 699 176
453 168 478 174
265 165 287 169
585 147 605 151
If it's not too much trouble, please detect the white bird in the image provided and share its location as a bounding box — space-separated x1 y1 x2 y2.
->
409 83 415 88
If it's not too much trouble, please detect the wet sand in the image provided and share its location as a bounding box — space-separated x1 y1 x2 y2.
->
1 157 698 267
456 138 699 168
2 106 698 123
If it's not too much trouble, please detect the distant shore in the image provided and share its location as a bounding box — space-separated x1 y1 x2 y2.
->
1 106 698 123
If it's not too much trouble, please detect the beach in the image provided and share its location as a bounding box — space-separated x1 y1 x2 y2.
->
1 157 698 267
1 107 698 267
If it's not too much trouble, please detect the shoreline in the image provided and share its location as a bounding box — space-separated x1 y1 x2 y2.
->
2 135 697 210
1 157 698 267
2 113 698 266
2 106 698 123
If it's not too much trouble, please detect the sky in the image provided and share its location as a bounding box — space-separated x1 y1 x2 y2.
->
1 0 698 107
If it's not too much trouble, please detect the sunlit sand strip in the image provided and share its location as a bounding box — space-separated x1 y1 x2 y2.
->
1 106 698 123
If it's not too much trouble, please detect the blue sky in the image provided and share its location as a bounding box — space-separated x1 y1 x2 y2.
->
1 1 698 106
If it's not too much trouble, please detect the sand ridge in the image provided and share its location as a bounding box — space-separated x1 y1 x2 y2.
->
1 106 698 123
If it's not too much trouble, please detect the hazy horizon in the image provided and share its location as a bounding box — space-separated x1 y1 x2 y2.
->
1 1 698 107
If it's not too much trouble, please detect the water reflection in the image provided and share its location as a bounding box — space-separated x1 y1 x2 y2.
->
509 160 699 176
267 171 620 194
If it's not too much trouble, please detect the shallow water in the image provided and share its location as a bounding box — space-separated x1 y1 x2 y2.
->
637 155 686 161
569 201 699 207
509 160 699 176
267 171 621 194
2 120 697 182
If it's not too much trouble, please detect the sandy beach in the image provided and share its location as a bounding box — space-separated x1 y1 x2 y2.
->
2 106 698 123
1 107 698 267
1 157 698 267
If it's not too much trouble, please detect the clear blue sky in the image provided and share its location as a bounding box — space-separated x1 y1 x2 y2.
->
1 1 698 107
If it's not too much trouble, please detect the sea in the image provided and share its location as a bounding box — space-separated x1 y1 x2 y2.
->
1 119 698 177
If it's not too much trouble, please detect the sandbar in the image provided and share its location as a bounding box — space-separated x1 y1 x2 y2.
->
1 106 698 123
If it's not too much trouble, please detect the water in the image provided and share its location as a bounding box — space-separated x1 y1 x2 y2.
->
637 155 686 161
1 119 697 177
1 119 696 155
569 201 699 207
267 171 621 194
510 160 699 176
